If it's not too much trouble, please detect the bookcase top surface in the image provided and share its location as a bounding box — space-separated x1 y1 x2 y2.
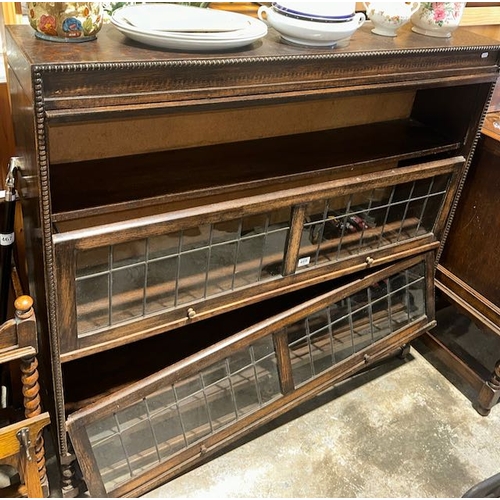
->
7 23 500 124
6 23 500 67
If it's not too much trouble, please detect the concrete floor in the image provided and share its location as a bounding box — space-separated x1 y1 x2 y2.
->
34 305 499 498
141 307 500 498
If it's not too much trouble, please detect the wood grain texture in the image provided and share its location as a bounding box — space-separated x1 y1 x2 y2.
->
6 22 500 495
439 134 500 312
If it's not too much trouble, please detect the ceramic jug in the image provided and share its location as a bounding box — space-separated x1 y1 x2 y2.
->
364 1 420 36
411 2 465 38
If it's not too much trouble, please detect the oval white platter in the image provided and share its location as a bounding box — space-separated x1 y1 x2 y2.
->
111 4 268 51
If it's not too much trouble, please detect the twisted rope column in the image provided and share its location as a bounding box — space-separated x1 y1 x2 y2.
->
20 356 47 489
15 296 48 494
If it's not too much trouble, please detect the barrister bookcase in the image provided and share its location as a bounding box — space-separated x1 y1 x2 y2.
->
5 21 500 497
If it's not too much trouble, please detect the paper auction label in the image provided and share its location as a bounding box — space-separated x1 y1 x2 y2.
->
0 233 14 246
298 256 311 267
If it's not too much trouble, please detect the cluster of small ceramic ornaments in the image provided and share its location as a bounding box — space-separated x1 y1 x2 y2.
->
365 2 465 38
258 2 365 47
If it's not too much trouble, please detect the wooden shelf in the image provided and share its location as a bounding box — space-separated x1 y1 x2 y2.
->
49 119 459 218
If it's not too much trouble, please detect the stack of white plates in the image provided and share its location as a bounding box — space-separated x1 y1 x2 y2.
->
111 4 268 51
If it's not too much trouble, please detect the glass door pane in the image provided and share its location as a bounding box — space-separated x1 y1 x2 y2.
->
75 210 290 338
297 174 449 273
289 261 427 387
68 255 432 497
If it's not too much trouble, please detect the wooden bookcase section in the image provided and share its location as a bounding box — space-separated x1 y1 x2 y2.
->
5 23 500 497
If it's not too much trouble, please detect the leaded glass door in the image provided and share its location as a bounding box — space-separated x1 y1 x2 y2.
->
67 252 435 497
53 157 461 359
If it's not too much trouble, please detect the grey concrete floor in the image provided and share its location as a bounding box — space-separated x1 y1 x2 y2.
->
37 306 500 498
141 310 500 498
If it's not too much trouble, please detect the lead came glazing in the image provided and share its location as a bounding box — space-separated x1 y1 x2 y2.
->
84 262 425 493
74 174 444 338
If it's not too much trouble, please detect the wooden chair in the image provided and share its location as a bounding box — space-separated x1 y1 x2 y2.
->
0 412 50 498
0 296 50 497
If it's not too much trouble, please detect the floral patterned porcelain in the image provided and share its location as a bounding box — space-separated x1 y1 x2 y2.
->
28 2 103 42
364 2 420 37
411 2 465 38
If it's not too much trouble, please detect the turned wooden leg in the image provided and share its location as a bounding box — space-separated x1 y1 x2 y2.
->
476 360 500 416
20 355 49 496
398 343 411 360
60 459 81 498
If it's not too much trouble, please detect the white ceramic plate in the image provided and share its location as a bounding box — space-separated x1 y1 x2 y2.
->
111 4 267 50
112 25 266 50
115 3 251 33
112 20 267 51
113 17 265 42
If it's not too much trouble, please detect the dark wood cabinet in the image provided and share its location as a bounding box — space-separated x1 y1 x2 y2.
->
5 22 500 497
438 119 500 330
433 110 500 416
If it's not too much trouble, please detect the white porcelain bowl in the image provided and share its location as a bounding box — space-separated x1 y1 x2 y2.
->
258 6 365 47
272 2 355 21
273 1 356 19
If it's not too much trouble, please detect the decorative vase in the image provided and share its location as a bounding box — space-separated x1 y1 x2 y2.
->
364 1 420 37
28 2 103 42
410 2 465 38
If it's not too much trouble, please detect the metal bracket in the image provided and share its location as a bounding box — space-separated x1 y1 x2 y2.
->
4 157 22 202
16 427 33 462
